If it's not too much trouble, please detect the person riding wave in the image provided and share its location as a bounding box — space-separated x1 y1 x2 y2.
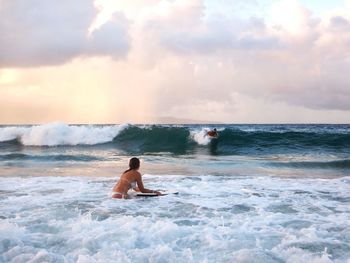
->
206 128 218 138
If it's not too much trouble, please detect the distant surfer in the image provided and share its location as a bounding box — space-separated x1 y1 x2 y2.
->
111 157 161 199
206 128 218 138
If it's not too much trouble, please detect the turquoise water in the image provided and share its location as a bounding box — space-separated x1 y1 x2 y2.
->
0 123 350 262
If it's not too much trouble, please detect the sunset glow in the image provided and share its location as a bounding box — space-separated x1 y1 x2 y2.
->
1 0 349 124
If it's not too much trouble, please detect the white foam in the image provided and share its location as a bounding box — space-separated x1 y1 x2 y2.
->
1 175 349 262
0 126 28 142
0 122 128 146
190 128 211 145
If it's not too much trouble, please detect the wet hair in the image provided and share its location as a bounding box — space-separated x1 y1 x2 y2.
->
123 157 140 173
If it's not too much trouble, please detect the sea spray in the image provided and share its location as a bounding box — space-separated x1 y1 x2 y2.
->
0 122 128 146
191 128 211 145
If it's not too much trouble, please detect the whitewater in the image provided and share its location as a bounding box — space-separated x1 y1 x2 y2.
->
1 123 350 262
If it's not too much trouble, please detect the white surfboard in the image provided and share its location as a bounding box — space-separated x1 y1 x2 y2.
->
135 190 179 197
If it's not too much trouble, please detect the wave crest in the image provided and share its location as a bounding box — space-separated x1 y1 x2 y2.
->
1 124 349 154
0 122 127 146
271 159 350 170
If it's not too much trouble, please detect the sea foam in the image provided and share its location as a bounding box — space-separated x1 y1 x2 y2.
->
0 122 128 146
1 175 349 263
190 127 221 145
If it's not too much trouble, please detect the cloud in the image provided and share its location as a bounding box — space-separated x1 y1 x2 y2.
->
0 0 130 68
1 0 350 124
330 15 350 31
87 13 130 59
140 1 281 55
130 0 350 114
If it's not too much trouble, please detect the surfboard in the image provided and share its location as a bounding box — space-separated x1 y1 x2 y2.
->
135 190 179 197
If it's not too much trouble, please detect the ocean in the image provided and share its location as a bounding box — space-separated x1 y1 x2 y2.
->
0 123 349 263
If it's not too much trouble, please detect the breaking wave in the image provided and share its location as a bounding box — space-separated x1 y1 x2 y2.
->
0 123 349 155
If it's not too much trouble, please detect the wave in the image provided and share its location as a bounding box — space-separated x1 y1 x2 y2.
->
0 123 350 155
113 125 195 153
270 159 350 170
215 129 350 152
0 153 102 162
0 122 127 146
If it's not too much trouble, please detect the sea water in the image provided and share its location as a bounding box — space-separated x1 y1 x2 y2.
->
0 123 349 263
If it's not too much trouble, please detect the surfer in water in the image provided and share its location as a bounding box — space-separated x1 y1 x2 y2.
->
111 157 161 199
206 128 218 138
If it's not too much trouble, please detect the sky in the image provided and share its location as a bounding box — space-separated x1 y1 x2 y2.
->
0 0 349 124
